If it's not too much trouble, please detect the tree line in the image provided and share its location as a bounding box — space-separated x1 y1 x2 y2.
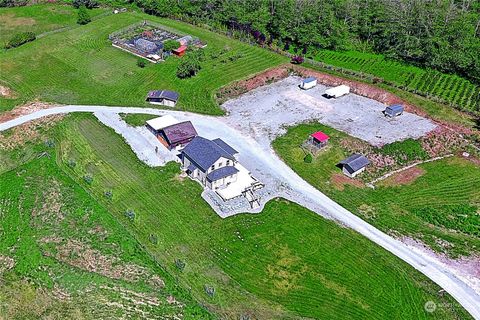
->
134 0 480 85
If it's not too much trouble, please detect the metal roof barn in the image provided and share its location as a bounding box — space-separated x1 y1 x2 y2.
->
340 154 370 175
145 115 179 131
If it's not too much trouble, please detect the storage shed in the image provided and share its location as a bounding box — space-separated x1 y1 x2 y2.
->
384 104 404 117
308 131 329 149
172 45 187 57
339 154 369 178
324 85 350 98
146 90 179 107
300 77 317 90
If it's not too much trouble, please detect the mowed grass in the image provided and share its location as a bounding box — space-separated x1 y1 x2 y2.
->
0 6 287 113
0 4 107 43
0 151 211 319
37 114 471 319
273 123 480 257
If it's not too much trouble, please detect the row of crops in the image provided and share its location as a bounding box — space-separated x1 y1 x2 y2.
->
309 50 479 113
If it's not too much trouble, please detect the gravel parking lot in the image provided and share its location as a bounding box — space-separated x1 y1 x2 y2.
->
222 76 436 146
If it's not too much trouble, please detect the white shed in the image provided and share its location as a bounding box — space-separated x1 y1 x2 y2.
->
300 77 317 90
325 85 350 98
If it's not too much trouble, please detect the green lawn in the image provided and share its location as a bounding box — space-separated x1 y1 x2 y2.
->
9 114 464 319
0 6 287 113
120 113 157 126
273 123 480 258
0 4 107 43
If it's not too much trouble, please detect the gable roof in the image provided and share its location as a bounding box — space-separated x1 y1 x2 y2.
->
340 154 369 173
146 115 179 131
146 90 179 102
386 104 404 112
162 121 197 145
303 77 317 83
181 136 236 172
212 138 238 155
206 166 239 182
311 131 329 142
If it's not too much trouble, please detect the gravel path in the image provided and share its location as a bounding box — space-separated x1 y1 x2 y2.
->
1 105 479 320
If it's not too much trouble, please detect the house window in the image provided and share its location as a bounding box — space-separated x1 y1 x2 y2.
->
210 165 215 171
218 162 222 167
226 160 230 166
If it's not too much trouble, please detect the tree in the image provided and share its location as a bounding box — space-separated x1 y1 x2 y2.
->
137 58 146 68
77 5 91 25
176 52 202 79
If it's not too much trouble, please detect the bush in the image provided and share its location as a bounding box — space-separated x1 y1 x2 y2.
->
291 55 304 64
304 153 313 163
4 31 36 49
72 0 97 9
77 6 91 25
175 259 185 271
104 190 113 199
163 39 180 52
176 54 202 79
83 174 93 184
125 209 136 221
204 285 215 297
136 59 146 68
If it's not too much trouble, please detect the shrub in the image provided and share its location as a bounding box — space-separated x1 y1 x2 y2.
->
175 259 186 271
72 0 97 9
83 174 93 184
4 31 36 49
104 190 113 199
149 234 158 245
77 6 91 25
136 59 146 68
176 54 202 79
291 55 304 64
44 139 55 148
379 139 428 164
304 153 313 163
204 285 215 297
67 159 76 168
125 209 136 221
163 39 180 52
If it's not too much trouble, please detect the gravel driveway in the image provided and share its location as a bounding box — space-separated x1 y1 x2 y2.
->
0 105 479 320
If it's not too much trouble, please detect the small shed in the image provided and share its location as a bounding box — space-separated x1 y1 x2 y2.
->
146 90 179 107
308 131 329 149
300 77 317 90
172 45 187 57
384 104 404 117
339 154 369 178
324 85 350 98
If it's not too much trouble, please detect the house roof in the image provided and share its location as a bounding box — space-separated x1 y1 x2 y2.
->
212 138 238 155
303 77 317 83
340 154 369 174
311 131 329 142
162 121 197 145
146 115 179 131
146 90 179 102
206 166 239 182
386 104 404 112
181 136 236 172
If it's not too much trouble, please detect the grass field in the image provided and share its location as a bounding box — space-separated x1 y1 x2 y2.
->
273 123 480 258
0 149 211 318
4 114 464 319
0 6 287 114
304 49 480 113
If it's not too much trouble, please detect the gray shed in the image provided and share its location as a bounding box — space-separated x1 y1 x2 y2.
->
339 154 369 178
384 104 404 117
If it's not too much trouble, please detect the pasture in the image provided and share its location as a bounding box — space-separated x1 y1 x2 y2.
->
28 114 468 319
273 123 480 257
0 7 287 114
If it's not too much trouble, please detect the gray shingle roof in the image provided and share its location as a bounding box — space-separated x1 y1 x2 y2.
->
162 121 197 145
340 154 369 173
181 136 235 172
206 166 239 182
147 90 179 102
212 138 238 155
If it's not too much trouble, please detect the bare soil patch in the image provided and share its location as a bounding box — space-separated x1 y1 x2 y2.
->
331 173 364 191
0 101 56 123
0 13 36 28
380 167 425 187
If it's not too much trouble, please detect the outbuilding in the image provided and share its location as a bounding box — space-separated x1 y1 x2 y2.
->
146 90 179 107
324 85 350 98
339 154 369 178
146 116 197 150
172 45 187 57
300 77 317 90
308 131 329 149
384 104 404 117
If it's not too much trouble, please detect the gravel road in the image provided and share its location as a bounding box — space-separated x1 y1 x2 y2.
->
1 105 479 320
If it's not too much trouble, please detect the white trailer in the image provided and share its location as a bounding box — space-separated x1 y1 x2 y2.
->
300 77 317 90
324 85 350 98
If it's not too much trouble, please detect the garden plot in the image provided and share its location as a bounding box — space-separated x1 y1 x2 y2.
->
222 76 436 146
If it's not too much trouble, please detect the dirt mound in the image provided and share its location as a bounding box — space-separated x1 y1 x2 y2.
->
380 167 425 186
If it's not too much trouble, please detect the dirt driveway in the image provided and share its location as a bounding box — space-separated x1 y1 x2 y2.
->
222 76 436 146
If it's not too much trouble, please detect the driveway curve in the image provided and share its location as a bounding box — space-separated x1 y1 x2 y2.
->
1 105 479 320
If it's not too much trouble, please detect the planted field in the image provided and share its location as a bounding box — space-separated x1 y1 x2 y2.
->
273 123 480 257
0 6 287 114
17 114 466 319
310 50 479 113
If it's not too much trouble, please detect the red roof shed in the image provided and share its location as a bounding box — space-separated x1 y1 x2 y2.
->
173 45 187 56
311 131 329 143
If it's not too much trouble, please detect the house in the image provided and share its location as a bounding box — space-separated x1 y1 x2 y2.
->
146 116 197 150
384 104 404 117
172 45 187 57
181 136 239 190
300 77 317 90
324 85 350 98
308 131 329 149
146 90 179 107
339 154 370 178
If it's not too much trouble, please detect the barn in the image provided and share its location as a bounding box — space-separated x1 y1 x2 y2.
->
146 116 197 150
339 154 369 178
146 90 179 107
